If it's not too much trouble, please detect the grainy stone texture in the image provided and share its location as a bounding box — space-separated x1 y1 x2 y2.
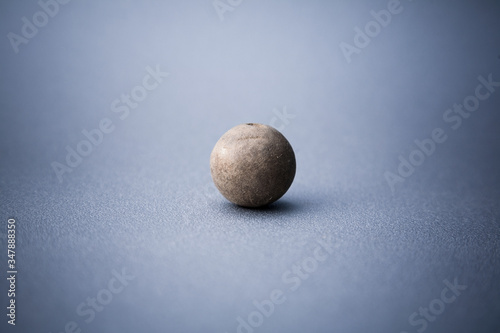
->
210 123 296 208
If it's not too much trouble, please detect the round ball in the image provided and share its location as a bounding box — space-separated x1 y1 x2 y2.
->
210 123 296 208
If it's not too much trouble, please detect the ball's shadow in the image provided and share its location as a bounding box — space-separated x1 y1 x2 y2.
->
220 198 306 218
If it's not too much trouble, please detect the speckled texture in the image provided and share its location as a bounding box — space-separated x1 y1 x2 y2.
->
210 123 296 207
1 2 500 333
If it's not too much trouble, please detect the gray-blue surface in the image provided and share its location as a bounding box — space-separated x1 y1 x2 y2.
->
1 1 499 332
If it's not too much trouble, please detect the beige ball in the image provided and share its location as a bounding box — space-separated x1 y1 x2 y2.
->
210 123 296 208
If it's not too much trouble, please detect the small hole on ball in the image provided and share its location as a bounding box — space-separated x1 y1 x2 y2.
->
246 123 254 126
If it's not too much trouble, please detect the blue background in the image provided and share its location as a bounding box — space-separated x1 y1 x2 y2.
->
1 0 499 332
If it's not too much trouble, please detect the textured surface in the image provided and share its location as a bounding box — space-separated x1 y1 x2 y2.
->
0 1 499 333
210 123 296 207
